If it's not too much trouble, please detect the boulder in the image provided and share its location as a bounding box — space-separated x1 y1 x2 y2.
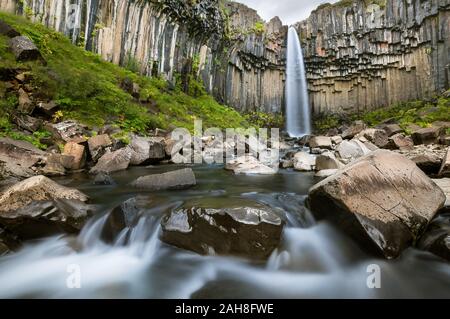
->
88 134 112 162
433 178 450 207
309 136 332 150
315 169 338 178
438 147 450 178
412 127 444 145
336 140 371 164
388 133 414 150
315 151 345 171
160 198 284 260
40 154 68 176
341 121 366 139
0 137 45 178
18 88 33 114
101 197 141 243
131 168 196 191
48 120 87 143
331 136 343 145
417 212 450 262
293 152 316 171
14 115 42 132
0 175 88 213
93 172 115 185
225 155 277 175
129 135 165 165
377 124 403 137
8 36 43 62
0 20 20 38
357 129 389 148
63 142 86 170
36 100 59 117
90 147 132 174
411 153 442 175
308 150 446 259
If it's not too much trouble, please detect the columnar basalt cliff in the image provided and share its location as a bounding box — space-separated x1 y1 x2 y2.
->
0 0 287 113
297 0 450 115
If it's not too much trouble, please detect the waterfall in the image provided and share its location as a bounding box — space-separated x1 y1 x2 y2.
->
285 27 311 137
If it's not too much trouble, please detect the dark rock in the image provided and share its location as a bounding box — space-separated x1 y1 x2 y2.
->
411 154 442 175
36 100 58 117
131 168 196 190
161 199 284 260
101 197 141 243
0 137 45 178
357 129 389 148
0 20 20 38
90 147 132 174
88 134 113 162
417 212 450 262
412 127 444 145
308 150 446 259
17 87 33 114
8 36 43 62
14 115 42 132
438 147 450 178
93 172 115 185
121 77 140 99
377 124 403 137
341 121 366 140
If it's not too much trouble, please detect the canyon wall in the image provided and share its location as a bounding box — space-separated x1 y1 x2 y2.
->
0 0 287 113
297 0 450 114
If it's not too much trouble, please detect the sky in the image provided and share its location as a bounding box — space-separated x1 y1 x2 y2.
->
236 0 339 25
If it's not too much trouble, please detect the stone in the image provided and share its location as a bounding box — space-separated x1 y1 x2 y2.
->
88 134 112 162
293 152 316 172
308 150 445 259
93 172 115 185
331 136 343 145
129 135 165 166
411 153 442 176
63 142 86 170
309 136 332 150
417 212 450 262
377 124 403 137
315 151 345 171
433 178 450 207
48 120 87 143
357 129 389 148
18 88 33 114
36 101 58 116
160 198 284 260
0 175 88 213
9 36 43 62
336 140 371 164
315 169 338 178
280 159 293 169
438 148 450 178
0 20 20 38
440 136 450 146
40 154 68 176
0 137 45 178
90 147 132 174
225 155 277 175
412 127 444 145
101 197 141 242
121 77 140 99
388 133 414 151
341 121 366 140
14 115 42 132
131 168 196 191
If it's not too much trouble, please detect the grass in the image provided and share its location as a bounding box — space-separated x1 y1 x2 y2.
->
0 12 248 145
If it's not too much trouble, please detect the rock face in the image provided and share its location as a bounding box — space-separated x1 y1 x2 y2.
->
298 1 450 114
1 0 287 113
131 168 196 191
161 199 284 260
308 150 446 259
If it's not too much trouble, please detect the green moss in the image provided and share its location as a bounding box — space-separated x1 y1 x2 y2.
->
0 12 249 138
244 112 284 129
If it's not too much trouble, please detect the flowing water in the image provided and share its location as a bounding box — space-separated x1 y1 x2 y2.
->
0 165 449 298
285 27 312 138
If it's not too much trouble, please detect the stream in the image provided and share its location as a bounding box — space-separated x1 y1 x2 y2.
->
0 165 449 298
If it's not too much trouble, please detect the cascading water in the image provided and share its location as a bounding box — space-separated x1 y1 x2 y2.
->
285 27 312 137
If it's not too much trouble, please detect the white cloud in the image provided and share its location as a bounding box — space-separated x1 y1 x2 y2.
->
235 0 339 25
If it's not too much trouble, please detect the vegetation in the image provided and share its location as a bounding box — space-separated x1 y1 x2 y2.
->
0 12 249 143
244 111 284 129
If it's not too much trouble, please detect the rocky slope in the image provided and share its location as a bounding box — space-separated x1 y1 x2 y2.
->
297 0 450 114
0 0 287 113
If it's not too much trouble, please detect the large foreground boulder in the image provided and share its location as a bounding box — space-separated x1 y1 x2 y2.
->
308 150 446 259
161 199 284 260
131 168 196 191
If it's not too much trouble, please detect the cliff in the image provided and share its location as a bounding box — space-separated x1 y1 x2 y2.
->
297 0 450 115
0 0 287 113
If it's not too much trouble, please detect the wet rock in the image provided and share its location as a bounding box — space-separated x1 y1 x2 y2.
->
341 121 366 139
412 127 444 145
132 168 196 191
438 147 450 178
18 88 33 114
418 212 450 262
293 152 316 172
88 134 112 162
93 172 115 185
315 151 344 171
90 147 132 174
63 142 86 170
161 199 284 260
377 124 403 137
357 129 389 149
129 135 166 165
225 155 277 175
0 20 20 38
9 36 43 62
308 150 446 259
336 140 371 164
309 136 332 150
388 133 414 151
101 197 141 242
0 175 88 213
